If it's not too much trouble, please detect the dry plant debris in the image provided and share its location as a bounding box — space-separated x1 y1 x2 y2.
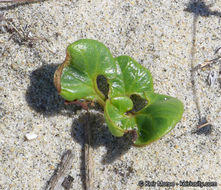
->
0 13 47 47
0 0 39 3
46 150 74 190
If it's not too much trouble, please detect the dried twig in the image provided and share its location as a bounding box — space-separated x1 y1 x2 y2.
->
200 56 221 68
46 150 74 190
0 0 37 3
193 118 212 136
192 56 221 71
214 46 221 55
62 175 74 190
65 100 89 111
197 121 210 129
84 112 94 190
0 14 47 47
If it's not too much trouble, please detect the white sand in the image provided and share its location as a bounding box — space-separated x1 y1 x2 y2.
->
0 0 221 189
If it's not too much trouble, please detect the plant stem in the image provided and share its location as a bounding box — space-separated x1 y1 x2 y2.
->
96 97 105 108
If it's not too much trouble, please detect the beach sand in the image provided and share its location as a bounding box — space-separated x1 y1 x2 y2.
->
0 0 220 189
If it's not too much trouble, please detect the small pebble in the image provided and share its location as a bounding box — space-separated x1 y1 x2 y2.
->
25 133 38 141
207 71 217 87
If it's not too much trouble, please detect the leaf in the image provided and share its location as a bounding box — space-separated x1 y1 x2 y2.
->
104 97 136 137
104 92 184 146
109 56 153 98
54 39 184 146
104 55 154 138
54 39 116 106
104 56 183 146
134 92 184 146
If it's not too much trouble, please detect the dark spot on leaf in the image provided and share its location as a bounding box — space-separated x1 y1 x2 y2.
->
130 94 148 112
96 75 109 99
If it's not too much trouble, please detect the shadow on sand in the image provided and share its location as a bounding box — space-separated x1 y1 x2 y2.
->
26 64 133 189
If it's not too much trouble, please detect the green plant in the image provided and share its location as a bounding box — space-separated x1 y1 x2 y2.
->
54 39 184 146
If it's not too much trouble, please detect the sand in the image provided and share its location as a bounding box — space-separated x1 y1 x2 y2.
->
0 0 221 189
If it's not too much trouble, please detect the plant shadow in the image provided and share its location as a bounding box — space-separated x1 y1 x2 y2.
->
71 111 133 164
26 64 132 162
26 64 133 186
25 64 81 117
184 0 221 17
184 0 221 124
71 111 133 189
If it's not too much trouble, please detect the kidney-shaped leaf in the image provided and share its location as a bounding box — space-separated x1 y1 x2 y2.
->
134 92 184 146
104 96 136 137
104 56 183 146
54 39 116 106
104 92 184 146
109 56 153 98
